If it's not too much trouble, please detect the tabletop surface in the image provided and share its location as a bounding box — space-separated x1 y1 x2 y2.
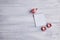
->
0 0 60 40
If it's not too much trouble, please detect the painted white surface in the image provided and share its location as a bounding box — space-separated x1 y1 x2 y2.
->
0 0 60 40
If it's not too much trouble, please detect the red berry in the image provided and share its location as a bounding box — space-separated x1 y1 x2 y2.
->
41 26 46 31
46 23 52 28
30 8 38 14
31 9 35 14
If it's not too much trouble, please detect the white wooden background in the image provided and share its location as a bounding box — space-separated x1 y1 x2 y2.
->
0 0 60 40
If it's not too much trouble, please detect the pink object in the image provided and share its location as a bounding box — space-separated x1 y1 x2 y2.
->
41 26 46 31
30 8 38 14
46 23 52 28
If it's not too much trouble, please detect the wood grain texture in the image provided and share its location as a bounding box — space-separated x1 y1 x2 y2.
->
0 0 60 40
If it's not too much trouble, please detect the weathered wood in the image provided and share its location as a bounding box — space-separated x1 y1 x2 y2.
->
0 0 60 40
